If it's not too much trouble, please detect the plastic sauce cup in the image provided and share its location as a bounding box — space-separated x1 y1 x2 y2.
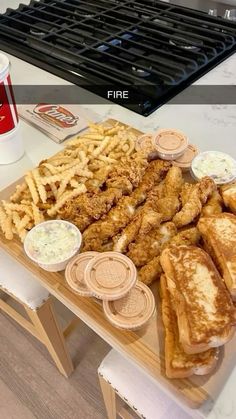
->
24 220 82 272
152 128 189 161
191 151 236 185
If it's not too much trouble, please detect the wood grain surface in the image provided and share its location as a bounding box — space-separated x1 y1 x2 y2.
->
0 298 110 419
1 119 235 410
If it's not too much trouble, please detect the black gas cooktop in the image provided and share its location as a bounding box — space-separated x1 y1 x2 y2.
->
0 0 236 115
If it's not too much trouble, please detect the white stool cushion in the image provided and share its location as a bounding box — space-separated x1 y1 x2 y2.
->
0 248 49 310
98 350 194 419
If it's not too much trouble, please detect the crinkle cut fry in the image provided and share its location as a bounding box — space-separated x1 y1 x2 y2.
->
82 160 170 246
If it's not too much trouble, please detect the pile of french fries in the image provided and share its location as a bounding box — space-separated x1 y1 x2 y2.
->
0 122 138 242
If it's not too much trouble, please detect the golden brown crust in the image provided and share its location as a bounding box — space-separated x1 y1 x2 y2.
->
198 213 236 300
173 177 216 228
221 182 236 215
201 191 223 217
160 245 236 354
160 275 219 379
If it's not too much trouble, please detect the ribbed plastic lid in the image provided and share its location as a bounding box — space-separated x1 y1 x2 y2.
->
85 252 137 301
153 129 188 159
173 144 199 170
65 251 99 297
103 282 156 330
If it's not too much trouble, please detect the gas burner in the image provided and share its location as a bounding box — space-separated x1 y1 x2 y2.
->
169 36 203 51
132 65 152 77
1 0 235 116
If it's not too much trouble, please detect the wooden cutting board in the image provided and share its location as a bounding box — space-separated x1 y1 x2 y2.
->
0 119 235 412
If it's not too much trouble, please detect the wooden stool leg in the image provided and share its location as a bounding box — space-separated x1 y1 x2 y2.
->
99 374 117 419
25 298 74 378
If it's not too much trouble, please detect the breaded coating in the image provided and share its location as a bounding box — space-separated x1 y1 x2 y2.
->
83 160 170 246
173 188 202 228
201 190 223 216
113 166 180 254
198 176 217 204
221 182 236 215
156 196 180 222
105 177 133 194
139 210 163 235
180 183 195 206
163 166 184 197
138 256 162 286
173 177 216 228
164 227 201 248
138 226 201 286
59 152 148 229
80 188 123 220
128 222 177 267
113 212 143 253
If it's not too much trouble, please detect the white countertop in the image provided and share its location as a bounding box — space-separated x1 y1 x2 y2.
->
0 2 236 419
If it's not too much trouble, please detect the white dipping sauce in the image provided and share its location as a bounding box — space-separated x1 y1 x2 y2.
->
24 220 81 264
191 151 236 185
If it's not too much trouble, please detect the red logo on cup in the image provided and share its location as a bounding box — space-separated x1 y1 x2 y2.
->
33 104 79 128
0 79 18 135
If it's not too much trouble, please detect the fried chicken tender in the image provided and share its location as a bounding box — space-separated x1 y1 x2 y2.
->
173 188 202 228
164 227 200 248
139 210 163 235
113 212 143 253
105 177 133 194
59 153 148 227
128 222 177 267
153 167 182 220
163 166 184 197
83 160 170 247
82 195 136 247
138 256 162 286
173 177 216 228
113 166 180 254
79 188 123 220
132 160 171 199
107 153 148 188
156 196 180 222
138 226 201 286
113 207 163 253
201 190 223 216
180 183 195 206
81 237 104 252
198 176 217 204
